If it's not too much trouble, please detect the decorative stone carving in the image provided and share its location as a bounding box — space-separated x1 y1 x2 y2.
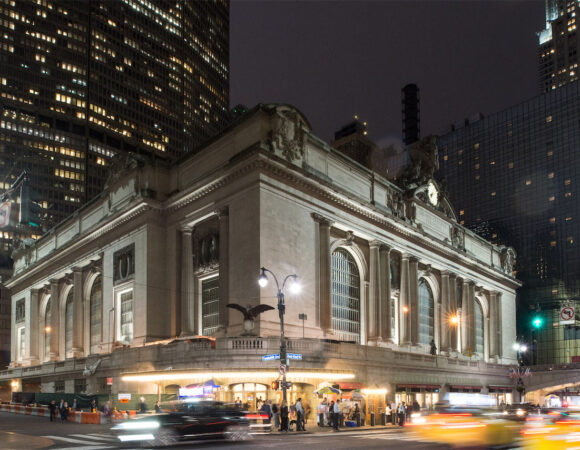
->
386 189 405 218
390 254 401 290
268 106 308 162
450 225 465 250
396 136 439 193
344 230 355 246
500 246 516 275
113 244 135 284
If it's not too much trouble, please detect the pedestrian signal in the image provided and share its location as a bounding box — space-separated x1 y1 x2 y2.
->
271 381 279 390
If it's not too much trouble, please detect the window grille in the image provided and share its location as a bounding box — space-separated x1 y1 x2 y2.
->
74 378 87 393
119 289 133 343
65 290 73 354
90 276 102 348
418 279 434 345
331 248 360 343
202 278 219 336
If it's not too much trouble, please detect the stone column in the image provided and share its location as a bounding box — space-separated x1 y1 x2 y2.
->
489 291 502 359
72 268 84 357
312 213 333 334
49 279 60 360
27 289 40 365
399 254 411 345
368 241 381 342
380 244 392 342
180 227 194 336
448 274 457 352
496 292 503 358
460 279 469 354
409 257 419 346
216 207 230 333
484 315 490 362
468 282 476 354
440 271 450 353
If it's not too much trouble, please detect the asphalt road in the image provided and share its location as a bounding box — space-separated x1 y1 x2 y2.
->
0 412 450 449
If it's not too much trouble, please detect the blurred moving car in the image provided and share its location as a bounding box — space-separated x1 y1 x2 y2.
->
405 407 522 448
521 409 580 449
112 399 254 446
501 403 537 421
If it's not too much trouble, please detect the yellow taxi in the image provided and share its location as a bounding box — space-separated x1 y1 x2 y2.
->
521 410 580 449
405 407 522 448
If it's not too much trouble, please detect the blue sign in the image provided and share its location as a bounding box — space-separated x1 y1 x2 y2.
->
262 353 280 361
288 353 302 360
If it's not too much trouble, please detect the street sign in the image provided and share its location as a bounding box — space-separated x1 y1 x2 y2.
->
560 306 575 325
287 353 302 360
279 364 286 375
107 377 113 386
262 353 280 361
118 393 131 404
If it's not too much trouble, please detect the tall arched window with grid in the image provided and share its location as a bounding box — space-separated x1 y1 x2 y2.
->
418 279 434 345
331 248 360 343
90 276 102 350
65 289 74 354
475 300 484 355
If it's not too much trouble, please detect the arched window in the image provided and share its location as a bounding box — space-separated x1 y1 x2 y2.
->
44 297 51 360
90 276 102 348
475 300 484 355
418 279 434 345
65 289 73 354
331 248 360 343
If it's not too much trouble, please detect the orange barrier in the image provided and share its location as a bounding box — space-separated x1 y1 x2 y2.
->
81 412 102 424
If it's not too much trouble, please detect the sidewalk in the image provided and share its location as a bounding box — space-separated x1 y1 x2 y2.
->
269 422 399 435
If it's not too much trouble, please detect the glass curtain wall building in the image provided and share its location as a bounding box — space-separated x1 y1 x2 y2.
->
0 0 229 269
437 81 580 364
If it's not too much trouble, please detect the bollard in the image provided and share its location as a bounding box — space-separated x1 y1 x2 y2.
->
371 412 375 426
381 412 386 425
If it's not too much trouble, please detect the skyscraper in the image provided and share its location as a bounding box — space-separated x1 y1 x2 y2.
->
538 0 580 92
0 0 229 269
437 81 580 364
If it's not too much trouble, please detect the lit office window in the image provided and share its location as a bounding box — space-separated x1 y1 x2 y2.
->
331 248 360 343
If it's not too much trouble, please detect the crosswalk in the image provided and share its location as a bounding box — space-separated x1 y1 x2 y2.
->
41 433 118 449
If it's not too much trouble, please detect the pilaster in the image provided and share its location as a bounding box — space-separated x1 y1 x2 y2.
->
312 213 334 335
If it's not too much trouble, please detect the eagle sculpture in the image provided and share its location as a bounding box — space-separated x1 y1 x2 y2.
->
227 303 275 335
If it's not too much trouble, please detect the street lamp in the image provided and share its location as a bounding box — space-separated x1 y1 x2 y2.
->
513 342 527 366
258 266 301 428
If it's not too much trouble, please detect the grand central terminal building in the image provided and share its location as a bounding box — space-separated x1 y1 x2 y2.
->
0 104 520 413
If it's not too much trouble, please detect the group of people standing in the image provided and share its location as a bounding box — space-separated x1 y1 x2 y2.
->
246 397 310 432
386 400 420 426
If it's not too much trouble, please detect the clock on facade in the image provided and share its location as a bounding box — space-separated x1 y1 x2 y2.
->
427 181 439 206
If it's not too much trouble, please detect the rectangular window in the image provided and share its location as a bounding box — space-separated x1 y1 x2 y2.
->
202 278 220 336
55 380 65 393
74 378 87 393
118 288 133 343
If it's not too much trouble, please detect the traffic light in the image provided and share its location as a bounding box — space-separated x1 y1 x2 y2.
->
20 181 44 228
532 316 543 329
271 381 279 390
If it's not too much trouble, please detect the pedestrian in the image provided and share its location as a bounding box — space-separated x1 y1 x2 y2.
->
48 400 57 422
58 398 64 412
354 403 361 426
235 397 241 408
280 400 289 432
386 403 391 425
155 400 162 413
260 400 272 427
90 399 97 412
138 397 147 414
329 400 335 428
60 401 69 423
304 401 311 425
333 398 340 430
390 400 396 425
397 402 406 426
72 399 78 411
272 402 279 431
295 397 305 431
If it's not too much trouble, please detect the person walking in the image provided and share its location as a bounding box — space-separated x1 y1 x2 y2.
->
154 401 162 413
48 400 57 422
60 401 69 423
272 402 279 431
280 400 289 432
333 399 340 430
295 398 305 431
138 397 147 414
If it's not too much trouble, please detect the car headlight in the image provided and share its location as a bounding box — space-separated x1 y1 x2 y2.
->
113 420 161 430
516 409 525 416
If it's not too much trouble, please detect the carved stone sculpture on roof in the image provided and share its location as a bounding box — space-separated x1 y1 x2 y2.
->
396 135 439 195
104 152 149 190
500 246 516 276
267 105 310 163
450 225 465 250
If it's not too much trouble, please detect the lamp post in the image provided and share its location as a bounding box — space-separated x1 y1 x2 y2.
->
513 342 527 366
258 267 300 428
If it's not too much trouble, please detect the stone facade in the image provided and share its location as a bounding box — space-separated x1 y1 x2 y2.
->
1 104 520 408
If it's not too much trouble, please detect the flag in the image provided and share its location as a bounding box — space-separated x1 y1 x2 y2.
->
0 201 11 228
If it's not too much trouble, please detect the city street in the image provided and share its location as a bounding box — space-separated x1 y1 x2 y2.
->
0 412 450 449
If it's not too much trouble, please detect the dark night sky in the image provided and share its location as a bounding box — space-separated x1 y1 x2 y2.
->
230 1 545 146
